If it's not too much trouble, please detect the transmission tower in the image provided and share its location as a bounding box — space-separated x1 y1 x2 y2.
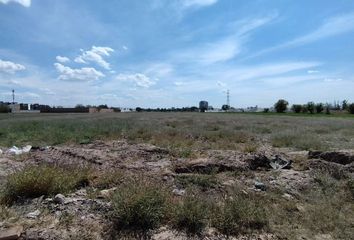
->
226 89 230 107
12 89 15 104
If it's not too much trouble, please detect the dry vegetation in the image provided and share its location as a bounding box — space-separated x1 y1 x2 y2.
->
0 112 353 239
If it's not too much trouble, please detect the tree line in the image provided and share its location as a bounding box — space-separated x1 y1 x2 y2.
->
274 99 354 114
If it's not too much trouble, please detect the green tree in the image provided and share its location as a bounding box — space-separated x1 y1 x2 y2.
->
291 104 302 113
274 99 288 113
307 102 315 114
342 100 348 110
348 103 354 114
315 103 324 113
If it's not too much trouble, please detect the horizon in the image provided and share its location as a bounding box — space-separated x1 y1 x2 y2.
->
1 0 354 108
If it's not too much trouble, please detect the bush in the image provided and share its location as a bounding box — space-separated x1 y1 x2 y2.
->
291 104 302 113
0 105 10 113
0 165 90 205
274 99 288 113
307 102 315 114
110 180 167 232
212 193 268 236
315 103 324 113
172 195 209 236
348 103 354 114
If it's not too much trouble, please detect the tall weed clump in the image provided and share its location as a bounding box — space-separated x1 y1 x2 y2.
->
0 165 90 205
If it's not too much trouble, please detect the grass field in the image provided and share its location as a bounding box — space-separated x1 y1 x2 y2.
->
1 112 354 151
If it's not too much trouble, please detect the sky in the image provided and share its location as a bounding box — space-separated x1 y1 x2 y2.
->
0 0 354 108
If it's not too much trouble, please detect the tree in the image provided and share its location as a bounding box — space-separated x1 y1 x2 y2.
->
75 104 85 109
274 99 288 113
291 104 302 113
342 100 348 110
307 102 315 114
315 103 324 114
136 107 143 112
325 104 331 114
221 104 230 111
348 103 354 114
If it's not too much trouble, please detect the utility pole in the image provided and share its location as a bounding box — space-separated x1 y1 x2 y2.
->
226 89 230 108
12 89 15 104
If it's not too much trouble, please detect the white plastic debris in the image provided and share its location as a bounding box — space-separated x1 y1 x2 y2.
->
0 149 3 155
26 209 41 219
7 145 32 155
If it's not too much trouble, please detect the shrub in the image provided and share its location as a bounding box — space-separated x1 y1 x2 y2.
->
291 104 302 113
307 102 315 114
172 195 209 236
315 103 324 113
348 103 354 114
263 108 269 113
110 179 167 232
274 99 288 113
212 193 268 236
0 104 10 113
0 165 90 205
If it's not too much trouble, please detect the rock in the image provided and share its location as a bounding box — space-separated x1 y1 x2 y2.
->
282 193 294 200
98 187 116 199
309 151 354 165
172 188 185 196
53 194 65 204
0 149 2 155
254 181 266 191
269 155 292 170
0 225 23 240
26 210 41 219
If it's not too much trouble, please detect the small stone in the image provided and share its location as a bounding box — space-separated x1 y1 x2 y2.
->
172 188 185 196
0 225 23 240
98 187 116 199
53 194 65 204
254 181 266 191
26 210 41 219
282 193 294 200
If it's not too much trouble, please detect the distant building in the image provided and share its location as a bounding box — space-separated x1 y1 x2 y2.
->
199 101 208 112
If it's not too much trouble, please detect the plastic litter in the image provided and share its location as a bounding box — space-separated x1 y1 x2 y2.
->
0 149 2 155
7 145 32 155
269 155 292 170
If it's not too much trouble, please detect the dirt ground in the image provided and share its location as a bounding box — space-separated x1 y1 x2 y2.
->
1 139 353 240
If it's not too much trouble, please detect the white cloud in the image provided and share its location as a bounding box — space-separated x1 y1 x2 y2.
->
116 73 156 88
252 12 354 57
122 46 128 51
181 0 218 8
174 81 187 86
0 59 25 74
56 56 70 63
307 70 319 74
54 63 105 81
74 46 114 70
0 0 30 7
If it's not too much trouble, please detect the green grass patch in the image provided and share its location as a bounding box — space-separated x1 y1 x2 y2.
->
0 165 90 205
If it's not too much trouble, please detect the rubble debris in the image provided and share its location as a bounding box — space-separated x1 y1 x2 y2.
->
26 210 41 219
309 151 354 165
0 225 23 240
269 155 292 170
172 188 185 196
98 187 117 199
174 160 246 174
248 155 292 170
7 145 32 155
0 149 2 155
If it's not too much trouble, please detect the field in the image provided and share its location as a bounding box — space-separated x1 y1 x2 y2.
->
0 112 353 239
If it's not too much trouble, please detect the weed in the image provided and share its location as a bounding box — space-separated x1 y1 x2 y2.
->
93 170 125 189
110 179 168 233
172 195 209 236
175 174 218 191
212 192 268 236
0 165 90 205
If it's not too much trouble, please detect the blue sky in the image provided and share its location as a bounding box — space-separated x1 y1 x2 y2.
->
1 0 354 108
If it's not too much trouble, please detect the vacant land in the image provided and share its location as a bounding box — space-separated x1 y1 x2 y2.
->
0 113 353 239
